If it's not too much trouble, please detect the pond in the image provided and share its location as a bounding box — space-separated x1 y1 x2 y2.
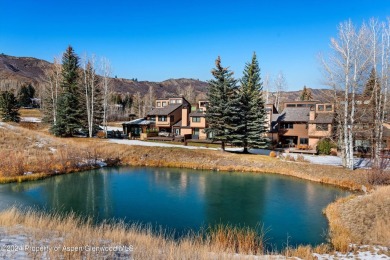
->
0 167 350 250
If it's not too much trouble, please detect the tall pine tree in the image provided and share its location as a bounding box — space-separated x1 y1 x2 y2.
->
230 52 268 153
51 46 83 137
0 90 20 122
205 56 237 151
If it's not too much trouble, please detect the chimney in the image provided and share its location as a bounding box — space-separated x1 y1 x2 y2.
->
182 105 189 127
309 106 315 121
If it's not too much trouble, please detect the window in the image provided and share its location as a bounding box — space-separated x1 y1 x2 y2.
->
316 124 328 131
318 105 324 111
280 123 294 129
170 100 176 104
300 138 308 145
157 102 161 107
150 116 156 121
326 105 333 111
192 116 201 122
177 99 182 104
162 101 167 107
297 104 305 107
158 116 167 122
192 128 199 135
286 104 296 107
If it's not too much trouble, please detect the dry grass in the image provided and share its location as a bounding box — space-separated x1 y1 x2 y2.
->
1 121 371 191
0 122 119 181
0 208 271 259
325 186 390 251
19 108 42 118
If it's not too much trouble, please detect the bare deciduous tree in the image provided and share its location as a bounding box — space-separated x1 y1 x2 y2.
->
321 20 371 169
273 71 287 111
101 57 112 136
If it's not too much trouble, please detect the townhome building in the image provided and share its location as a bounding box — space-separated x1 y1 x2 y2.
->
173 100 209 139
147 97 190 133
270 100 335 149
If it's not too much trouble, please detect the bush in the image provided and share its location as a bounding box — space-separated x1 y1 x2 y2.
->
317 138 336 155
269 151 277 157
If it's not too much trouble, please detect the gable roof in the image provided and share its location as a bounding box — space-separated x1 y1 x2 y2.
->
275 107 310 122
147 103 182 116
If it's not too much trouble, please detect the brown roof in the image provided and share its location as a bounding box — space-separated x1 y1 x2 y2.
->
147 104 182 116
310 113 334 124
189 112 205 117
275 107 310 122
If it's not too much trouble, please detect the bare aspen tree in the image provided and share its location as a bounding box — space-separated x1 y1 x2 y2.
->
321 20 371 169
274 71 287 111
82 54 98 138
263 73 271 104
101 57 111 136
43 56 62 124
366 19 390 167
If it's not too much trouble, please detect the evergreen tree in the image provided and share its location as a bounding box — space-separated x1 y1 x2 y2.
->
363 68 380 103
51 46 82 137
0 90 21 122
17 84 35 107
300 85 312 101
205 56 237 151
230 52 268 153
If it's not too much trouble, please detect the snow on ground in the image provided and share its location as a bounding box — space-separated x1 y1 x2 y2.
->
109 139 219 150
108 139 378 168
314 245 389 260
20 117 42 123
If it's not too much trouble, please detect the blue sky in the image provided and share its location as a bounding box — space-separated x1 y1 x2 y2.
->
1 0 389 90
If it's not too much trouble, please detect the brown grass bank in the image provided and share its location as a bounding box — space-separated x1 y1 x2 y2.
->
1 121 370 191
325 185 390 251
0 208 271 259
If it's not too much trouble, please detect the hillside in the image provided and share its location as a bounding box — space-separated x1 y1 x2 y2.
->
0 54 208 98
0 54 333 102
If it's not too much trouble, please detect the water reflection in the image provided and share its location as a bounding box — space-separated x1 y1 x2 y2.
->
0 167 350 249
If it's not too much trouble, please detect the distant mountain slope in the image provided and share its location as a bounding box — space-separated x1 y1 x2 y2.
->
0 54 208 98
0 54 333 102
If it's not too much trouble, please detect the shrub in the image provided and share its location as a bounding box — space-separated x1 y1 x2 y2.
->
317 138 336 155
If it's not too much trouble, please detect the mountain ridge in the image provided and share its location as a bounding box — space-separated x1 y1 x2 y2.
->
0 54 333 103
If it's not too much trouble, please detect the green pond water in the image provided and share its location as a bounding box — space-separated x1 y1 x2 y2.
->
0 167 350 249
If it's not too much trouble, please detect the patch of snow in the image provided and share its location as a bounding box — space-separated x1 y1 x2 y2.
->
313 245 389 260
20 117 42 123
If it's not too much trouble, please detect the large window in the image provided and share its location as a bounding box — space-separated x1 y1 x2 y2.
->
316 124 328 131
300 138 308 145
192 116 201 122
162 101 167 107
280 123 294 129
158 116 167 122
